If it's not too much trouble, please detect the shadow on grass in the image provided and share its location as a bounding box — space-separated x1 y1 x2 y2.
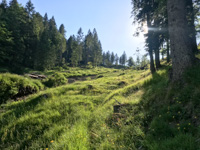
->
104 65 200 149
123 66 200 149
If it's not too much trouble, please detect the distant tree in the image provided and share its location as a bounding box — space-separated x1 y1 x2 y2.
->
115 54 119 65
83 30 93 65
105 51 111 66
136 56 140 67
102 52 106 65
70 36 79 67
110 52 115 65
119 56 122 65
127 56 135 67
58 24 66 66
141 55 149 67
92 28 102 66
121 51 127 66
59 24 66 36
77 28 83 65
25 0 35 18
6 0 27 70
23 0 37 68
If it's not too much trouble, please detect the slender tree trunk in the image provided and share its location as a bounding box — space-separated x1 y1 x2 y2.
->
167 38 170 63
149 50 156 74
167 0 195 81
147 14 156 74
155 48 161 69
187 0 198 53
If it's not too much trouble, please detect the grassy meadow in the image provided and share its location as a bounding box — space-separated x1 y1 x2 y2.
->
0 65 200 150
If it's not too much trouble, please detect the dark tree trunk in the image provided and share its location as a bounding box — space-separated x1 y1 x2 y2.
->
167 0 195 81
147 14 156 74
187 0 198 53
167 38 170 63
149 50 156 74
155 48 161 69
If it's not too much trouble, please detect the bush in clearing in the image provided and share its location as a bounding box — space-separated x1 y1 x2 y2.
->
44 73 68 87
0 73 44 104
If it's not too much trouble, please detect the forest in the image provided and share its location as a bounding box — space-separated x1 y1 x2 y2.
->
0 0 200 150
0 0 150 73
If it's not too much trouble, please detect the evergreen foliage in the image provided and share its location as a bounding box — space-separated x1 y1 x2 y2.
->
0 0 104 71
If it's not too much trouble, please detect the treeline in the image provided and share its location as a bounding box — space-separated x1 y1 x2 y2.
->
102 51 149 68
0 0 105 72
132 0 200 80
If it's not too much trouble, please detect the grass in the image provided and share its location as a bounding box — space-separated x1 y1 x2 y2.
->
0 73 44 104
0 65 200 149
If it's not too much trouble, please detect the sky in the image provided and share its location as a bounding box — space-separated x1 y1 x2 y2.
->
5 0 147 59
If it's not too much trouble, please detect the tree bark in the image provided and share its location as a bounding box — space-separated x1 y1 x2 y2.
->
187 0 198 53
167 38 170 63
147 13 156 74
155 47 161 69
167 0 195 81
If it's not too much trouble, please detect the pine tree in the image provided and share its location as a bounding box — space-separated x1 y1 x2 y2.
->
105 51 111 66
77 28 84 65
128 56 135 67
102 52 106 66
23 0 36 68
121 51 127 66
58 24 66 66
110 52 115 65
6 0 27 70
70 35 79 67
115 54 119 65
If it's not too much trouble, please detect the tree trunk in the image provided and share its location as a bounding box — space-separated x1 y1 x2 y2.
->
155 48 161 69
149 50 156 74
147 14 156 74
167 0 195 81
187 0 198 53
167 38 170 63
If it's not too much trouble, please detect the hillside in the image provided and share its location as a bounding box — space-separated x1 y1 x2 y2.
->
0 64 200 150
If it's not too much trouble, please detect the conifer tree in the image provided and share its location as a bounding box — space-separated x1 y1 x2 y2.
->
111 52 115 65
128 56 135 67
115 54 119 65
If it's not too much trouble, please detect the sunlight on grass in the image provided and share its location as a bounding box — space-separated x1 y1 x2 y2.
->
1 66 200 149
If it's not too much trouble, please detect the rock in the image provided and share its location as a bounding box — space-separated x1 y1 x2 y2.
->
26 74 47 80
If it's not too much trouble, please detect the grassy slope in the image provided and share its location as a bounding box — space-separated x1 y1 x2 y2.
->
0 65 200 150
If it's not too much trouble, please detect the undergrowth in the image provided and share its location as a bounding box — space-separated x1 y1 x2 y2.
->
0 73 44 104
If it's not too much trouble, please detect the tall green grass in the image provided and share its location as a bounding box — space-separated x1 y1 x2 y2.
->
0 73 44 104
1 65 200 149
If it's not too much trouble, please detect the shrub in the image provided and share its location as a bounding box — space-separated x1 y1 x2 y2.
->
0 73 44 104
44 73 68 87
